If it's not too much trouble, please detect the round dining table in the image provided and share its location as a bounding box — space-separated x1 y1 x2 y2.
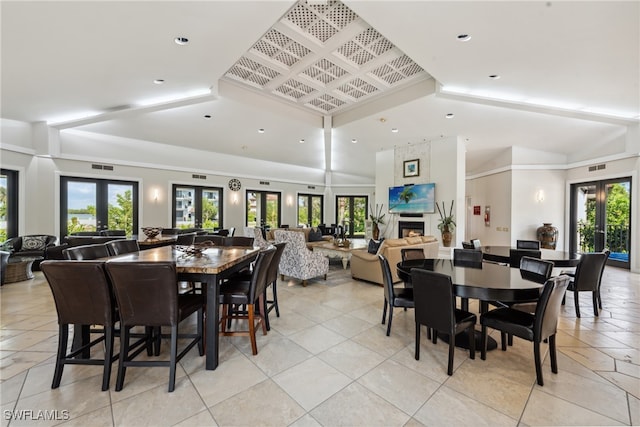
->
397 258 547 351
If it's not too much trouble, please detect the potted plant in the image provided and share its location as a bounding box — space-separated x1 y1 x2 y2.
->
436 200 456 247
369 203 386 240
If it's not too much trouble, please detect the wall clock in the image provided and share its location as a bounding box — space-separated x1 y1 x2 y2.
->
228 178 242 191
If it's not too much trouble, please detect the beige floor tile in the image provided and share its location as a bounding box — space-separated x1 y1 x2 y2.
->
173 409 218 427
559 346 616 371
287 324 347 354
310 382 410 426
0 351 55 381
288 413 323 427
0 370 26 405
616 359 640 378
269 311 318 336
54 405 113 427
210 379 305 426
414 386 518 426
630 394 640 426
272 357 351 411
599 347 640 365
350 325 412 358
596 370 640 399
321 314 376 338
317 339 386 379
0 331 57 352
243 333 313 376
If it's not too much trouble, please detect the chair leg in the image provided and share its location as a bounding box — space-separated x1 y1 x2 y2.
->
447 334 455 375
102 325 114 391
549 334 558 374
220 304 228 333
574 291 581 318
197 308 204 356
115 327 130 392
500 332 507 351
386 305 393 336
52 324 69 389
248 305 258 355
533 341 544 386
468 326 475 360
381 299 388 325
258 297 267 335
597 289 602 309
562 293 566 305
592 292 599 317
168 325 178 392
415 322 420 360
480 325 487 360
263 289 271 331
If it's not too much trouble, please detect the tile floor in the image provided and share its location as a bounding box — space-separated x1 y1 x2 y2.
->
1 260 638 426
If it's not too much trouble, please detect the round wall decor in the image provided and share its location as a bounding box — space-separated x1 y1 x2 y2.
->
228 178 242 191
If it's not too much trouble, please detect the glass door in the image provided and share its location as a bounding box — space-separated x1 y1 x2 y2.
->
172 185 223 230
61 177 138 238
298 193 323 227
570 177 631 269
335 195 368 238
246 190 280 229
0 169 19 241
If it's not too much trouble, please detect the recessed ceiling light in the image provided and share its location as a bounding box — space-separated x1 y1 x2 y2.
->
351 139 357 143
153 79 165 85
489 74 501 79
446 113 454 118
258 128 265 133
391 128 399 133
174 36 189 45
203 114 212 119
457 34 471 41
299 139 305 144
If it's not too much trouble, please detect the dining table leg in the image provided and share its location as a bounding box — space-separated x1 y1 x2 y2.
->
205 273 219 370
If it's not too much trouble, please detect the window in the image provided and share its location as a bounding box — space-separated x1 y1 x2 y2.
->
172 185 223 230
335 195 368 238
298 193 323 227
0 169 18 241
61 177 138 238
246 190 281 229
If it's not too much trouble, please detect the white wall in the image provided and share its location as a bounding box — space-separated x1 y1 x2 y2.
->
465 171 512 246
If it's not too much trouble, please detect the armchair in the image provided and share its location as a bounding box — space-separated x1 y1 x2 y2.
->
1 234 57 270
274 230 328 287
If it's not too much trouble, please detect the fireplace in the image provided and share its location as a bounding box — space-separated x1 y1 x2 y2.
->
398 221 425 238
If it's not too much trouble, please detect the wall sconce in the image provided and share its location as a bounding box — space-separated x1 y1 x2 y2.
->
153 189 160 202
286 196 293 207
232 193 239 205
535 189 545 203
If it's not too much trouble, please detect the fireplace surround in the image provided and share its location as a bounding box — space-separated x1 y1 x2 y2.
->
398 221 425 238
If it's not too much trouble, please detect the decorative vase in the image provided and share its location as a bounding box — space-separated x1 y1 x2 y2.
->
536 223 558 249
372 223 380 240
441 228 452 247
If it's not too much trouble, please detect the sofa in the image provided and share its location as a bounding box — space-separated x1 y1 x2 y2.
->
350 235 439 285
1 235 58 271
266 227 332 248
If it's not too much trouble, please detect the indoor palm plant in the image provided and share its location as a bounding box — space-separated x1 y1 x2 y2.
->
436 200 456 247
369 203 386 240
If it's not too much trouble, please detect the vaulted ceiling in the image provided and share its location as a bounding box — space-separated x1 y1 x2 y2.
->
1 1 638 180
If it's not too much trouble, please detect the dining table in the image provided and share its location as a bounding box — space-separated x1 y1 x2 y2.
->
480 246 580 267
397 258 547 350
74 244 259 370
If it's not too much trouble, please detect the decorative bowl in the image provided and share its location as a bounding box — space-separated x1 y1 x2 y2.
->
141 227 162 240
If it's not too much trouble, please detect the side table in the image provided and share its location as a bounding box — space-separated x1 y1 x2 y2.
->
4 256 43 284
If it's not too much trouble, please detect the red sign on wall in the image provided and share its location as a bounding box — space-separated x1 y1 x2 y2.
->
473 205 481 215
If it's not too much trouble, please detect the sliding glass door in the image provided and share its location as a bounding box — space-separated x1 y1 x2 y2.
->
570 177 631 269
335 195 367 238
61 177 138 237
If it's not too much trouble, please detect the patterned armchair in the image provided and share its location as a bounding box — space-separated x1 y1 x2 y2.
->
244 227 271 249
274 230 328 287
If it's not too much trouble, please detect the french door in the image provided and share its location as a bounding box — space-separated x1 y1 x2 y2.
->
570 177 631 269
172 185 223 230
0 169 19 241
61 177 138 238
246 190 281 229
298 193 323 227
335 195 368 238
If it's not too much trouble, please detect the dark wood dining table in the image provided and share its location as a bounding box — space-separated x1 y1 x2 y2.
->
397 258 547 350
480 246 580 267
88 244 259 370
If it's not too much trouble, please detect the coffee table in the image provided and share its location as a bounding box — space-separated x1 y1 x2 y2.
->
5 256 43 283
312 240 367 269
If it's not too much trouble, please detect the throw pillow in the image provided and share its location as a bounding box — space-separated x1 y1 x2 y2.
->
308 228 323 242
367 238 384 254
21 235 47 251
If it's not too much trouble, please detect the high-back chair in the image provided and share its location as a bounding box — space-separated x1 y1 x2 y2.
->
264 242 286 330
175 232 196 245
105 261 204 392
378 254 414 336
274 230 328 287
196 235 225 246
106 239 140 256
224 236 255 247
100 230 126 237
509 248 541 268
516 239 541 250
411 268 477 376
519 256 554 284
40 260 118 391
563 251 609 317
453 248 483 267
480 275 570 386
63 243 110 260
219 247 276 355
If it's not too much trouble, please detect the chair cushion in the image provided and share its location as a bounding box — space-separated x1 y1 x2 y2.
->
392 286 414 307
21 235 48 251
481 308 535 341
368 238 384 254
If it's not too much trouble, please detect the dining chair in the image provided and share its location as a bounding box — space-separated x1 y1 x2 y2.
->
401 248 425 261
100 229 126 237
175 232 196 245
228 227 236 237
224 236 255 247
509 248 541 268
562 250 609 317
63 243 110 260
105 261 204 392
40 260 119 391
106 239 140 256
480 275 570 386
516 239 541 250
453 248 483 267
264 242 286 330
411 268 477 376
196 235 225 246
461 242 475 249
519 256 554 284
378 254 414 336
471 239 482 249
161 228 180 236
219 247 276 355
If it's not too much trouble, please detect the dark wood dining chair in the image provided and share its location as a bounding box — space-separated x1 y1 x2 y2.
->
509 248 541 268
401 248 425 261
224 236 255 247
480 275 570 386
63 243 110 260
453 248 483 267
41 260 119 391
516 239 541 250
411 268 477 376
378 254 414 336
562 250 609 317
106 239 140 256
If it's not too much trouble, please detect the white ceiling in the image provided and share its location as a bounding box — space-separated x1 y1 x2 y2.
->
1 1 638 180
